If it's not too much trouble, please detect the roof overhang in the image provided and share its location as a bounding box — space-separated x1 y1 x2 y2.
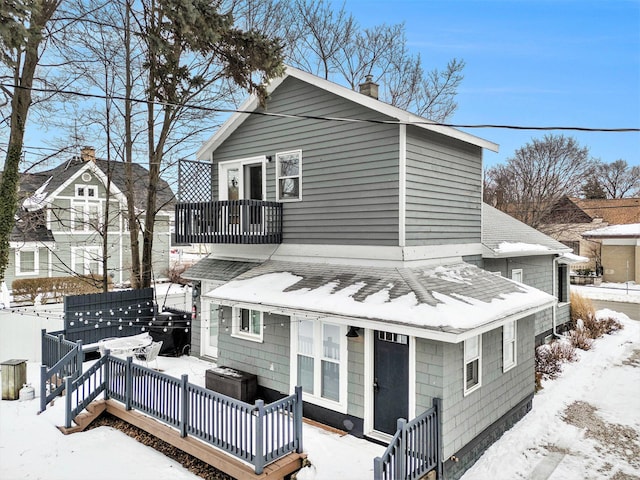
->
202 260 556 343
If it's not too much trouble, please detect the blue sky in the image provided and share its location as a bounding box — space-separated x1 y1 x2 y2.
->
344 0 640 168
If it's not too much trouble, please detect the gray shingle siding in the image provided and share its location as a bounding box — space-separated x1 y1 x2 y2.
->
405 126 483 246
441 316 535 458
209 77 400 246
216 306 290 394
347 337 365 418
482 255 568 337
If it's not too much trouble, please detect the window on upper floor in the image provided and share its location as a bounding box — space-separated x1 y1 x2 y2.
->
231 307 263 342
276 150 302 201
15 248 38 276
511 268 523 283
464 335 482 395
503 321 517 372
76 185 97 198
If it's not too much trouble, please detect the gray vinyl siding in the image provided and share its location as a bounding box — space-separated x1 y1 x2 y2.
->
216 306 290 394
441 316 535 458
405 125 483 246
210 77 400 246
482 255 562 336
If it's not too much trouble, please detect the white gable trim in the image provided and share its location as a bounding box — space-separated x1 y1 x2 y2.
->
43 162 127 205
197 66 499 159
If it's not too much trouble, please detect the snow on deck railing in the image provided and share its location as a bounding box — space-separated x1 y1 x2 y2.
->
64 353 303 475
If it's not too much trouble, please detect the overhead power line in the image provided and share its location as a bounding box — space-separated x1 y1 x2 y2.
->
2 83 639 133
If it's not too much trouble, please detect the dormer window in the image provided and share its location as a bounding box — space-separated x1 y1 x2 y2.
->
276 150 302 201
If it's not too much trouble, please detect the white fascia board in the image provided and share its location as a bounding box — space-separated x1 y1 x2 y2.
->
196 65 499 159
205 296 556 344
482 247 571 259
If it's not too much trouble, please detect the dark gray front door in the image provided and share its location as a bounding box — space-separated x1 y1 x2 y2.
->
374 331 409 435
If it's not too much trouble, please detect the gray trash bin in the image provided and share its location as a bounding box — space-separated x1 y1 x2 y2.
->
1 359 27 400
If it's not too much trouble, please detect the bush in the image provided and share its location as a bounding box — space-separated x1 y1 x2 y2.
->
12 275 109 305
569 323 593 350
570 292 595 326
597 316 623 335
535 340 577 380
165 264 189 285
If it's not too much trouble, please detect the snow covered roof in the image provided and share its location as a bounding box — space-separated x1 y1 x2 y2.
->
558 252 590 264
203 259 556 342
482 203 571 258
583 223 640 238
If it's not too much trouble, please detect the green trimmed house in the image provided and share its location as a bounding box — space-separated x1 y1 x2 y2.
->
3 147 174 301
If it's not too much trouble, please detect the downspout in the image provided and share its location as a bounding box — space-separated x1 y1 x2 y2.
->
552 256 561 338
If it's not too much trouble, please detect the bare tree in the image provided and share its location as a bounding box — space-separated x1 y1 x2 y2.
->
484 135 595 228
0 0 62 282
591 159 640 199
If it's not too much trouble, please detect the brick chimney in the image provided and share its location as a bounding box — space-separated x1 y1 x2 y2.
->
359 75 379 99
80 146 95 162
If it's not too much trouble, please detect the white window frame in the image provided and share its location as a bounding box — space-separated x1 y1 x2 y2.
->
231 306 264 343
75 184 97 198
291 317 348 412
15 248 39 276
464 335 482 396
71 246 102 275
503 321 517 372
275 150 302 201
511 268 523 283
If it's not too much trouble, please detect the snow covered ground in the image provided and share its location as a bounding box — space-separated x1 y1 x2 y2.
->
573 281 640 304
1 310 638 479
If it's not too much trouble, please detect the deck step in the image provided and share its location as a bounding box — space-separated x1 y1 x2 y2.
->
57 400 107 434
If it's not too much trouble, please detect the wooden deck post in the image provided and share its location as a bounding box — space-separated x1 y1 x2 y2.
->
64 376 72 428
125 357 133 410
434 397 443 479
396 418 407 480
39 365 47 413
294 386 303 453
104 352 111 400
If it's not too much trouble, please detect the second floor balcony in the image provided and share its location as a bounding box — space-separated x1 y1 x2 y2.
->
175 200 283 245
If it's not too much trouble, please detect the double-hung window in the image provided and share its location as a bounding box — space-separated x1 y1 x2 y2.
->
16 248 38 276
464 335 482 395
232 307 263 342
276 150 302 201
503 321 517 372
294 319 347 410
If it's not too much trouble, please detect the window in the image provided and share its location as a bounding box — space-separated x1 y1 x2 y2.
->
294 319 347 409
276 150 302 201
15 248 38 275
464 335 482 395
72 246 102 275
511 269 523 283
557 264 568 303
503 321 517 372
76 185 96 198
231 307 263 342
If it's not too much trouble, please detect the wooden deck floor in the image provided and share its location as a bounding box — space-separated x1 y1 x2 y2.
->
59 399 307 480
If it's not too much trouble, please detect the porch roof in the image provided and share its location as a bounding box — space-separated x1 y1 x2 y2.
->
203 260 556 342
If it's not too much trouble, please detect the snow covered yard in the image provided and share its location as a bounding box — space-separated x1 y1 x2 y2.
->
1 310 638 480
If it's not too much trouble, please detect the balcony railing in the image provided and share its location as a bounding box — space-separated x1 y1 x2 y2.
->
175 200 283 244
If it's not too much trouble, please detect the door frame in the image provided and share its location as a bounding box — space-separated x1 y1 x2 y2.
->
200 295 220 359
364 328 416 438
218 156 267 201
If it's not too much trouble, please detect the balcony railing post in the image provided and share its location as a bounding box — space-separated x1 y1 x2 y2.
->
395 418 407 480
434 397 443 479
104 351 110 400
254 399 265 475
64 376 73 428
75 340 83 379
125 356 133 411
39 365 47 413
180 374 188 438
294 385 303 453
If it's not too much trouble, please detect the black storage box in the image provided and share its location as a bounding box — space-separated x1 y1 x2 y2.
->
205 367 258 403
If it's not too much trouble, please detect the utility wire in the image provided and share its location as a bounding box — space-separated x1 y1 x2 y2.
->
2 83 639 133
